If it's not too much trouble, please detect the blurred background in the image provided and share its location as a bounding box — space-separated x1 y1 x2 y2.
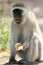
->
0 0 43 65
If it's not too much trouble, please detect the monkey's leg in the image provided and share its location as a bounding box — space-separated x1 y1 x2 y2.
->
9 55 18 64
31 33 41 62
9 37 18 64
9 48 18 64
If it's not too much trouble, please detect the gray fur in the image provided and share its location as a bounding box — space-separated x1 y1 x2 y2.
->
10 3 43 63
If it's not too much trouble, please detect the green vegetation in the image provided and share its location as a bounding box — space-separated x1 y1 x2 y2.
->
0 9 4 15
0 0 12 52
0 15 10 51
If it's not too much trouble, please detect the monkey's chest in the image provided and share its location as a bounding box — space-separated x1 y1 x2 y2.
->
18 33 25 43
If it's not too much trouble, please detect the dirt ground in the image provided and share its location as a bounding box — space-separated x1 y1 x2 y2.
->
0 52 43 65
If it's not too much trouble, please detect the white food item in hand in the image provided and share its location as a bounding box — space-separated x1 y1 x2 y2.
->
15 43 23 51
17 46 23 51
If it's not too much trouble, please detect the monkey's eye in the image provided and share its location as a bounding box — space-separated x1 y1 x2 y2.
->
13 9 22 13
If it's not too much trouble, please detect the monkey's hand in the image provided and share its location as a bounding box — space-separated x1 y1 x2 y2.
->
15 43 24 51
22 42 29 51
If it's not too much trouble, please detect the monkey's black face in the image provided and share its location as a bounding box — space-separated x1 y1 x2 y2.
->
13 9 23 24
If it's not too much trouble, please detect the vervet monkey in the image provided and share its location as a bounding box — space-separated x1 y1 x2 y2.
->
9 3 43 64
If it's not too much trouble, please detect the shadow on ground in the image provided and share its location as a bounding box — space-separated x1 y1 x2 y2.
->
4 61 39 65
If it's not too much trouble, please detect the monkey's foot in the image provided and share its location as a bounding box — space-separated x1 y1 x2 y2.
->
9 57 18 64
9 61 18 64
9 60 18 64
18 60 26 64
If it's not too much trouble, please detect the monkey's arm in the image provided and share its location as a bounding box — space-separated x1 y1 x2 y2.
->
10 21 19 56
22 40 30 51
15 40 29 51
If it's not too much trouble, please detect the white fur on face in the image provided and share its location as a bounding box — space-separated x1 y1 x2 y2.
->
11 7 28 25
11 7 27 12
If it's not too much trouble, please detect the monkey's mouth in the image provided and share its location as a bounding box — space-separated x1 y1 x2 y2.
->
16 19 20 21
15 18 21 24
